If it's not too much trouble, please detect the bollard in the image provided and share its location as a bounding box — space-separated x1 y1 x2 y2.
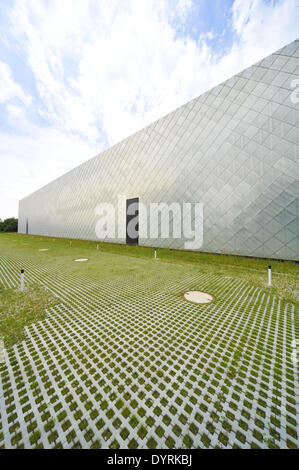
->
154 248 157 259
20 269 25 292
268 265 271 286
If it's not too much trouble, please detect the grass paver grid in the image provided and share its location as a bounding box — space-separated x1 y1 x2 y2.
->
0 253 298 449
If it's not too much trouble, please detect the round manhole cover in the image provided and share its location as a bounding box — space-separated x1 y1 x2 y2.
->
74 258 88 262
183 290 214 305
39 249 49 251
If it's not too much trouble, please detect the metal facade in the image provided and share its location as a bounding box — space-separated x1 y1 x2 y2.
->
18 40 299 260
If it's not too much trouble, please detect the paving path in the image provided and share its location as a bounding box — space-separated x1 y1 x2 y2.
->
0 254 298 449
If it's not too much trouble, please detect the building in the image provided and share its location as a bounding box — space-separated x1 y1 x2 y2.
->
18 40 299 260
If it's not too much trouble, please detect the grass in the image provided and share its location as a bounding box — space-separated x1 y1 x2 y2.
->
1 232 298 306
0 232 298 449
0 283 60 348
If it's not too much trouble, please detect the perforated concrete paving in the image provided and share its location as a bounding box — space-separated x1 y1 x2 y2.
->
0 254 298 449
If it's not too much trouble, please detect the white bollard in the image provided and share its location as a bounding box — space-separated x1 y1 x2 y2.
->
20 269 25 292
268 265 272 286
154 248 157 259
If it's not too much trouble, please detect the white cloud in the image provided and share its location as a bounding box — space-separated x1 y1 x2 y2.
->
8 0 299 146
229 0 299 71
176 0 193 22
0 0 298 218
0 60 31 104
0 105 98 219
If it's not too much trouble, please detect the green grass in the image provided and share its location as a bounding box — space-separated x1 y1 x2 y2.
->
0 232 298 306
0 232 298 449
0 283 59 348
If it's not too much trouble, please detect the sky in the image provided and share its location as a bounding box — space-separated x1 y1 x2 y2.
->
0 0 298 219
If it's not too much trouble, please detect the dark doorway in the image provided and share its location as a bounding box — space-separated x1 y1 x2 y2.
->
26 218 29 235
126 198 139 245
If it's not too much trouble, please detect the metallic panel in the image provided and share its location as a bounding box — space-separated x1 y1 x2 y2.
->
18 40 299 260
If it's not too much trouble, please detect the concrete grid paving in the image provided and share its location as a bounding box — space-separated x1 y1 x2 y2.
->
0 254 298 449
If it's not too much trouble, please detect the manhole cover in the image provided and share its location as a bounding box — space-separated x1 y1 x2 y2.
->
74 258 88 262
39 249 48 251
183 290 214 305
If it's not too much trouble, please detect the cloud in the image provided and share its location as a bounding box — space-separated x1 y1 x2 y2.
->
0 60 31 104
0 105 98 219
8 0 199 143
7 0 299 145
0 0 298 219
175 0 193 22
229 0 299 69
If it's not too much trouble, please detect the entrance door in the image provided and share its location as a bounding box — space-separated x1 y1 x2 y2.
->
26 218 28 235
126 198 139 245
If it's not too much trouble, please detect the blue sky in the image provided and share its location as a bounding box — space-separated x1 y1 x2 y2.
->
0 0 298 218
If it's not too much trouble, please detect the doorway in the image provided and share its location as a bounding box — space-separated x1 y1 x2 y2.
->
126 198 139 245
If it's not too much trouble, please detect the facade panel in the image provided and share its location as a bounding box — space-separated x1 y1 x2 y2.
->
18 40 299 260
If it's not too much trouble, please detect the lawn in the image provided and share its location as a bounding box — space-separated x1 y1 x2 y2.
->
0 284 59 348
0 232 298 449
1 233 298 306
